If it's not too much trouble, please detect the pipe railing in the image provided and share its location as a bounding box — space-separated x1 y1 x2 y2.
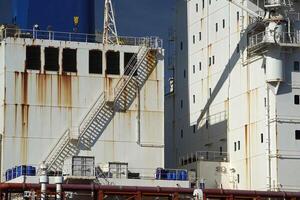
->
180 151 229 166
0 28 163 48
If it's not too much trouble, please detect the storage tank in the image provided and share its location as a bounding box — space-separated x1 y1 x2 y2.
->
0 0 95 34
265 48 284 82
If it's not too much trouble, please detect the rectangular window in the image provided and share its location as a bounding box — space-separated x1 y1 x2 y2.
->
223 19 225 28
209 88 212 97
209 0 211 5
89 50 103 74
199 62 202 71
199 32 202 41
234 142 237 151
205 119 209 129
238 141 241 150
261 133 264 143
296 130 300 140
106 51 120 75
212 56 215 64
209 57 211 66
44 47 59 71
193 35 195 44
237 174 240 183
124 52 137 75
237 12 240 21
26 46 41 70
62 48 77 72
294 61 300 71
264 97 267 107
295 95 300 105
181 129 184 138
237 44 240 53
196 3 199 12
181 100 183 108
180 42 183 50
193 125 196 133
193 95 195 103
202 0 205 9
216 23 218 32
220 146 223 155
193 65 195 74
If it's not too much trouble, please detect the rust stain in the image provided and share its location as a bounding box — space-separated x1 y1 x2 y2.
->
21 72 28 105
20 104 29 164
36 73 48 104
57 75 72 107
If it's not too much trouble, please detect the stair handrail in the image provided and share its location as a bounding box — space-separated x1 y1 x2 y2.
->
44 128 71 166
78 91 107 135
113 47 150 101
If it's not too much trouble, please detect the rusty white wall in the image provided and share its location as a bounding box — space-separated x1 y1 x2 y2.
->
0 38 164 179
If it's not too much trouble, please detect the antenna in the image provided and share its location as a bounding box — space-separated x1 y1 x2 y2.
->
103 0 119 45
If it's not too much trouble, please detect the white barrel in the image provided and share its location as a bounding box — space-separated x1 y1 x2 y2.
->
265 48 284 82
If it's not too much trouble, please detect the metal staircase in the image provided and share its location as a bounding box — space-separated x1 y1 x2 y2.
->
44 44 159 171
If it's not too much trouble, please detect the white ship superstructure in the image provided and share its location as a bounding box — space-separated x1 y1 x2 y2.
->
166 0 300 191
0 28 165 182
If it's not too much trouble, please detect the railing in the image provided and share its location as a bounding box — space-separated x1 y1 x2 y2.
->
0 28 163 48
113 46 147 101
179 151 229 166
248 31 300 49
44 129 71 168
78 92 107 136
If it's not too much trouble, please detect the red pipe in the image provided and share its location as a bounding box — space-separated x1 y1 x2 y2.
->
0 183 300 198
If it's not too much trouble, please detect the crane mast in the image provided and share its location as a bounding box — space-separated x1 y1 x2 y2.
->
103 0 119 45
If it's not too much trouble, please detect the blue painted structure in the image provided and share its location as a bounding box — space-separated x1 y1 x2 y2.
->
0 0 95 34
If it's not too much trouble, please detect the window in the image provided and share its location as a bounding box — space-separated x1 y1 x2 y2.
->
216 23 218 32
209 0 211 5
237 12 240 21
294 61 300 71
209 88 212 97
193 95 196 103
264 98 267 107
199 62 202 71
180 42 183 50
238 141 241 150
196 3 199 12
295 95 300 105
181 129 184 138
193 35 195 44
193 125 196 133
193 65 195 74
209 57 212 66
212 56 215 64
26 46 41 70
62 48 77 72
237 174 240 183
199 32 202 41
223 19 225 28
296 130 300 140
220 146 223 155
44 47 59 71
202 0 205 9
205 120 209 129
184 70 186 78
89 50 103 74
261 133 264 143
237 44 240 53
234 142 237 151
106 51 120 75
124 52 137 75
181 100 183 108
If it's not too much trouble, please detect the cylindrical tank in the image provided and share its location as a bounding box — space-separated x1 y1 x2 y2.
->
1 0 95 34
265 48 284 82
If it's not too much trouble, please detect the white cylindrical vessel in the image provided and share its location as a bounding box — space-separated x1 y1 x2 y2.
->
265 48 284 82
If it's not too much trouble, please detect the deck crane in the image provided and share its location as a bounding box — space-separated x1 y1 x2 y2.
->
103 0 119 45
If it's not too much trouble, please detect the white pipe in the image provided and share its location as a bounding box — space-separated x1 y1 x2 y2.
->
55 176 63 200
